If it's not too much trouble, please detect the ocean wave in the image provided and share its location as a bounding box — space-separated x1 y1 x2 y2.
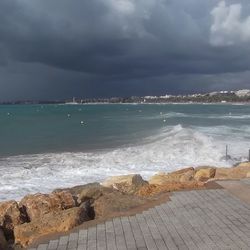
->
143 112 250 120
1 124 249 201
218 114 250 119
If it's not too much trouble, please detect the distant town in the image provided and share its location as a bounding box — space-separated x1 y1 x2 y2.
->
1 89 250 105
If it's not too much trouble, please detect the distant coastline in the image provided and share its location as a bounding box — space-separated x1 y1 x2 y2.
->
1 89 250 105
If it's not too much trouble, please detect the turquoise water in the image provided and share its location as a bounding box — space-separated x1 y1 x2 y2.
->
0 104 169 156
0 103 250 200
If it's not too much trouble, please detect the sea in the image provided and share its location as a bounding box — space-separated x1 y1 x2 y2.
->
0 103 250 201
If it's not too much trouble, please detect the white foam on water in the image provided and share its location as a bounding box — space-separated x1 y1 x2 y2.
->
0 124 249 201
145 112 250 120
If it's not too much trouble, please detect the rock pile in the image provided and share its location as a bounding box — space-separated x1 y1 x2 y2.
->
0 175 148 248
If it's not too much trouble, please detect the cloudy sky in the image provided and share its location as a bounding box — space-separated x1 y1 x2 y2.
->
1 0 250 100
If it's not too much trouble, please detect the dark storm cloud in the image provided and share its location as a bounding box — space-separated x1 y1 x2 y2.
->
0 0 250 100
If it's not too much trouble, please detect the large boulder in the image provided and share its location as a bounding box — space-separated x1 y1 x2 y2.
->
53 182 101 197
101 174 147 194
215 168 232 179
237 162 250 168
0 200 25 241
19 191 76 221
149 167 195 185
77 185 112 204
136 181 204 197
179 169 195 182
93 191 147 218
194 167 216 182
14 204 91 247
215 162 250 179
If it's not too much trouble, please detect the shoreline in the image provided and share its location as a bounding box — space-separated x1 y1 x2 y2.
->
0 161 237 203
1 101 250 106
0 151 245 201
1 162 250 248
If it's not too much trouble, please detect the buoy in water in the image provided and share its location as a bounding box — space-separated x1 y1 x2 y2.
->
67 114 71 117
163 119 166 122
80 121 84 125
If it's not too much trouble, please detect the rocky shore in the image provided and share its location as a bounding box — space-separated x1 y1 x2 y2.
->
1 162 250 249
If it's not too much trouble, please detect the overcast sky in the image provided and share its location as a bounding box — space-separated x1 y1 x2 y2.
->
1 0 250 100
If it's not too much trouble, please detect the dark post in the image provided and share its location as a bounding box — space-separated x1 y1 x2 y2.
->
249 149 250 162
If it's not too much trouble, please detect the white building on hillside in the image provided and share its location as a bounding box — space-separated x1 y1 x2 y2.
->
235 89 250 97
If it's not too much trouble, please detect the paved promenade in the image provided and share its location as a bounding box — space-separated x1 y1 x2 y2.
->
29 181 250 250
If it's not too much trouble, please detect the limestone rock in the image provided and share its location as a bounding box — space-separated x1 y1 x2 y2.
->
194 168 216 182
215 168 231 179
149 167 195 185
77 185 112 204
179 169 195 182
149 174 168 185
171 167 194 175
136 181 204 197
246 172 250 178
215 163 250 179
237 162 250 168
53 182 101 197
19 191 76 221
195 166 216 171
93 191 146 218
14 205 90 247
101 174 147 194
0 200 25 241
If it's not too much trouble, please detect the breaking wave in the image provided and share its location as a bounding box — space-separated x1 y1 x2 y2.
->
145 112 250 120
